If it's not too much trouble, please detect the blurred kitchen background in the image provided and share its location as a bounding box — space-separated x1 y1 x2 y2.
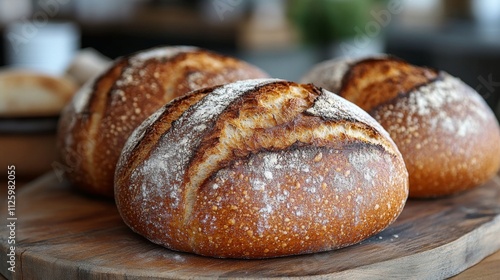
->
1 0 500 115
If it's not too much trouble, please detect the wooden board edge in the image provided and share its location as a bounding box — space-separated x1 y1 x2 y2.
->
0 246 25 280
0 234 196 280
2 214 499 280
330 214 500 279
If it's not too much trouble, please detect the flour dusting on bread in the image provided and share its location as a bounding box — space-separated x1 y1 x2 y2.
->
131 79 278 205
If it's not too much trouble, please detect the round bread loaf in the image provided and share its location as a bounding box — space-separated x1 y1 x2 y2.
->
301 56 500 198
57 46 269 197
115 79 409 258
0 70 77 117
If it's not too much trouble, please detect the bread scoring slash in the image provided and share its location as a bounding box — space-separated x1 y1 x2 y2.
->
115 79 409 258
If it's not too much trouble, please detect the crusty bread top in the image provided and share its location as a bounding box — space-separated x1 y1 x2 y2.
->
301 56 438 111
59 46 269 197
374 72 492 139
302 56 492 141
339 58 438 112
0 70 77 117
70 46 199 115
119 79 400 191
116 79 404 238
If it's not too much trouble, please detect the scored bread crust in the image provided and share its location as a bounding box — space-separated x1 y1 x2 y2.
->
301 56 500 197
115 79 409 258
57 46 269 197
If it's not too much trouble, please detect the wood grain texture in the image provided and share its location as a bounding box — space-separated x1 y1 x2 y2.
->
1 172 500 279
452 250 500 279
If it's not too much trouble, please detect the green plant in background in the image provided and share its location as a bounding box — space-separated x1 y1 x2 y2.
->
289 0 389 45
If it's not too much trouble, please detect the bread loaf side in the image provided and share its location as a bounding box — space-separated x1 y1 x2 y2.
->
57 46 269 197
302 56 500 197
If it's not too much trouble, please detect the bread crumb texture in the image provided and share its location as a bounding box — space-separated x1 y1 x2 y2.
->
115 79 409 258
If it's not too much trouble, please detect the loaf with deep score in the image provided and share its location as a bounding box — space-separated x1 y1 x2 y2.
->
57 46 268 197
115 79 409 258
302 56 500 198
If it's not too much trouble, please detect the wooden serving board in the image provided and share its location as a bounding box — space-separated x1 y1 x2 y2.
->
2 173 500 279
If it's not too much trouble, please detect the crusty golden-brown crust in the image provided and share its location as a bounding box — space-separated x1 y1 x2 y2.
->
115 79 408 258
372 72 500 197
57 46 269 197
302 56 500 197
340 58 438 112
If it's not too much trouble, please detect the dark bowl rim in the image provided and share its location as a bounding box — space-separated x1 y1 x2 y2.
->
0 116 59 134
